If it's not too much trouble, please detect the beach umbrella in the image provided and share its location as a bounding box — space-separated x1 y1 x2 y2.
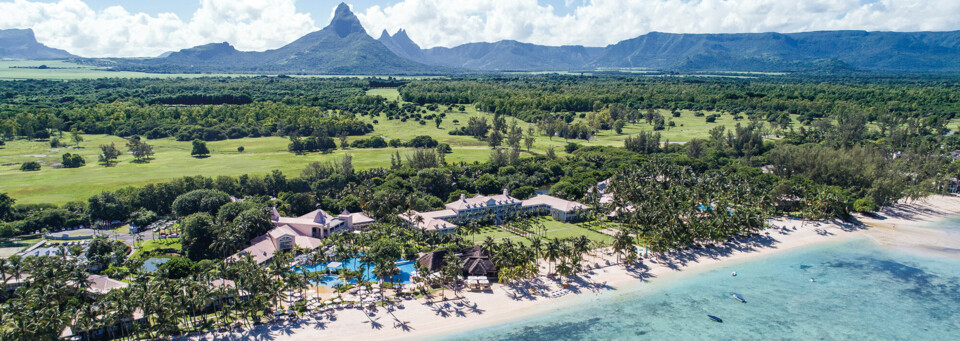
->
324 300 332 305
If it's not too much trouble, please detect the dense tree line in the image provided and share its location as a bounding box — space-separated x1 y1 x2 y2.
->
0 77 388 142
400 75 960 125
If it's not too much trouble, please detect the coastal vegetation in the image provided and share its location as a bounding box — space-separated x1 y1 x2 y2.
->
0 73 959 338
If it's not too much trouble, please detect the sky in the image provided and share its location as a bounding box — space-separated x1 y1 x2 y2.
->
1 0 958 58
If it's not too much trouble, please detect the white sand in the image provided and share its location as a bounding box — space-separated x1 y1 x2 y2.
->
193 195 960 341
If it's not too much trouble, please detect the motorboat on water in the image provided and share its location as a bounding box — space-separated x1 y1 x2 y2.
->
708 315 723 323
732 293 746 303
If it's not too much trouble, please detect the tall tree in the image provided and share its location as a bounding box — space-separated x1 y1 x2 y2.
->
126 136 155 162
70 128 83 148
98 143 121 166
191 139 210 157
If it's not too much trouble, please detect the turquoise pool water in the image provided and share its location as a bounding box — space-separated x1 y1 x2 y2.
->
441 236 960 340
292 258 417 286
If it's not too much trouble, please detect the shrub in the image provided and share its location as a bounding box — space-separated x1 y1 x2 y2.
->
61 153 85 168
350 136 388 149
406 135 439 148
20 161 41 171
853 198 879 213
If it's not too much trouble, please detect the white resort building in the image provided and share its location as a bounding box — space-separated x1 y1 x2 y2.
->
400 189 590 234
231 208 375 264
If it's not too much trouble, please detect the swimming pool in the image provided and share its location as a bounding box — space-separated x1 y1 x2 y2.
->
292 258 417 286
141 257 169 273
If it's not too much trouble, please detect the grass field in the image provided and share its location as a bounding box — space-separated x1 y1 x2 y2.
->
1 87 790 204
131 238 182 260
0 133 494 204
469 218 613 246
362 88 780 148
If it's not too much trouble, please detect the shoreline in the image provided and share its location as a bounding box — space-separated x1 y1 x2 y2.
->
193 195 960 341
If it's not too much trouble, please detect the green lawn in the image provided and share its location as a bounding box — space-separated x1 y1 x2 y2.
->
363 88 791 153
470 226 518 241
0 133 492 204
468 218 613 246
131 238 182 260
538 219 614 244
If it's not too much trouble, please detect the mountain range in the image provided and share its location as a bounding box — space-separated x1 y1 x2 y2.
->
4 3 960 74
82 3 439 75
0 29 76 59
378 29 603 71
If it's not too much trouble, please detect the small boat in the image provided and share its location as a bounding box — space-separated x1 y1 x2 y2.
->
732 293 746 303
708 315 723 323
731 272 737 277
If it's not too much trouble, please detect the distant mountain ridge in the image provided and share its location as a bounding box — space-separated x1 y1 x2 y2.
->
91 3 440 75
0 29 76 59
380 29 960 73
17 2 960 74
379 30 603 71
590 30 960 72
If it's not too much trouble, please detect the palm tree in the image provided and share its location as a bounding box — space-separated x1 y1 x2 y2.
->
544 238 562 275
440 252 461 300
7 255 22 282
416 264 432 294
612 230 632 263
529 237 543 268
0 259 8 301
461 220 481 242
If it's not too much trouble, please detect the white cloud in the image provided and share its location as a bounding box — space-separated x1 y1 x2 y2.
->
1 0 959 57
357 0 960 48
0 0 318 57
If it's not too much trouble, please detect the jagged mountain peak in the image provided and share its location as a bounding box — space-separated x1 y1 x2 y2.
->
328 2 365 38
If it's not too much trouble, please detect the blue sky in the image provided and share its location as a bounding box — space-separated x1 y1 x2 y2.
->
3 0 959 57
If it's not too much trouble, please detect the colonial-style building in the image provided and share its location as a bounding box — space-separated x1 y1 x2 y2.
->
400 189 589 234
231 208 375 264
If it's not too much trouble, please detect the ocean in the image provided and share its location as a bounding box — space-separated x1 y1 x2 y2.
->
441 222 960 340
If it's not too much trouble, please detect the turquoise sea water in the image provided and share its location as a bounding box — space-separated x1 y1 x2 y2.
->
442 236 960 340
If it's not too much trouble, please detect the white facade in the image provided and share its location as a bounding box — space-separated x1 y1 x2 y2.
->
400 189 589 234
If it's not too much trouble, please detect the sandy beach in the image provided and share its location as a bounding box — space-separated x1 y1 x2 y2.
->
191 195 960 341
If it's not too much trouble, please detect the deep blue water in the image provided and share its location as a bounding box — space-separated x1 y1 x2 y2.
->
441 237 960 340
